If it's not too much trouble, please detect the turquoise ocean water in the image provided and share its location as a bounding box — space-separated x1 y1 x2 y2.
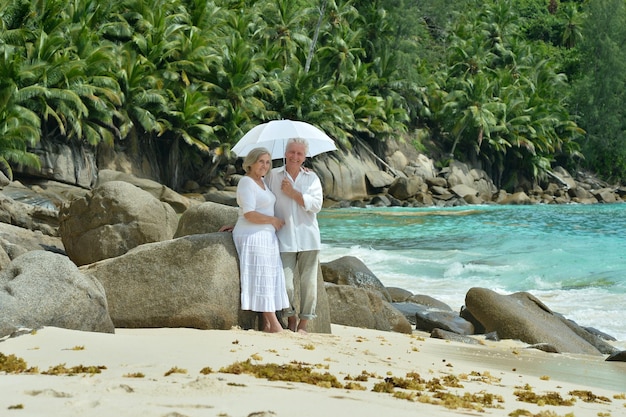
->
318 203 626 345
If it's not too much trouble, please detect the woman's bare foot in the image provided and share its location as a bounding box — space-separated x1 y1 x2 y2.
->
262 312 284 333
263 325 283 333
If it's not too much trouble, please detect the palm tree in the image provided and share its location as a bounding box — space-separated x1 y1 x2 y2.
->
158 86 219 189
258 0 313 70
64 0 123 146
274 64 352 147
205 32 277 146
317 25 365 87
0 48 42 179
115 46 167 154
560 3 584 49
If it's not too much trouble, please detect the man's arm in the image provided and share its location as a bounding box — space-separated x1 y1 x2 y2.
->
302 175 323 213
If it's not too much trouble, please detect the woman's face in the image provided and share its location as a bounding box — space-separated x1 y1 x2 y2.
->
250 153 271 177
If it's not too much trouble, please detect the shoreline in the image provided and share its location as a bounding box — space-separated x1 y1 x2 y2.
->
2 325 625 417
317 204 626 344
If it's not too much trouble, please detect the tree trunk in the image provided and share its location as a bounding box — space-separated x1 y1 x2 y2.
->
305 0 327 73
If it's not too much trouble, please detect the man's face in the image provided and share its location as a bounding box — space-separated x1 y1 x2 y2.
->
285 143 307 168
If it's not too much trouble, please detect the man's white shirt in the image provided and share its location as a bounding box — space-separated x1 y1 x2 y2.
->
266 166 323 252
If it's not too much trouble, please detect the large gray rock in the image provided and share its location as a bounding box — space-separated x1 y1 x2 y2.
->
0 223 65 271
0 171 10 186
442 161 497 202
174 201 238 238
82 233 331 333
325 283 412 334
465 287 604 355
407 294 453 311
0 251 114 337
393 302 473 335
17 139 97 188
82 233 240 329
4 180 90 209
415 308 474 335
59 181 178 266
365 171 395 188
606 351 626 362
446 160 474 188
321 256 391 301
204 189 237 207
96 169 194 213
451 184 478 199
551 166 577 191
593 188 617 203
430 328 482 345
556 313 618 355
386 286 414 302
0 191 59 236
497 191 532 205
470 168 498 200
388 176 424 200
402 154 437 179
381 138 433 180
312 146 381 201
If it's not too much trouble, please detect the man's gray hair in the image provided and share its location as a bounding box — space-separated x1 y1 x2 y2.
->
286 137 309 156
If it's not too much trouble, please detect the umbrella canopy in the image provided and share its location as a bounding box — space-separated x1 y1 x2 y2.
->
232 119 337 159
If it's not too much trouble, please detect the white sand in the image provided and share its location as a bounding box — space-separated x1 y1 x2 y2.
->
1 325 625 417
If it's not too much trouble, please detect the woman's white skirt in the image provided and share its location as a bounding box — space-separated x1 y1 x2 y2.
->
233 229 289 313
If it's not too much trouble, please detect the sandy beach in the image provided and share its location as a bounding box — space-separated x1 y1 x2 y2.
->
1 325 625 417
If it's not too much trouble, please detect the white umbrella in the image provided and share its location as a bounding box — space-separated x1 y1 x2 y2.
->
231 119 337 159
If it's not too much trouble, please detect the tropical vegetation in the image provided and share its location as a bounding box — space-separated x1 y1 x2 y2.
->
0 0 624 191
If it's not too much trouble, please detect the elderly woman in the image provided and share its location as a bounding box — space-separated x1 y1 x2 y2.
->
232 147 289 332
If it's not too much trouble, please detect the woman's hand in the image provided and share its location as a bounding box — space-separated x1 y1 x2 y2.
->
243 212 284 230
271 216 285 231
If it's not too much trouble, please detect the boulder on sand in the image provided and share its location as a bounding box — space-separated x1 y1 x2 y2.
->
464 287 607 355
0 251 114 337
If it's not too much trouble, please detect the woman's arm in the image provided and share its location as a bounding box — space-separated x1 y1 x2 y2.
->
243 211 285 231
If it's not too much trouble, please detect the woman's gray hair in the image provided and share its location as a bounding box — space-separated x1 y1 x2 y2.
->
242 147 271 173
286 137 309 156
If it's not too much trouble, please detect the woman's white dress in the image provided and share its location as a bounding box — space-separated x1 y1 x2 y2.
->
232 176 289 313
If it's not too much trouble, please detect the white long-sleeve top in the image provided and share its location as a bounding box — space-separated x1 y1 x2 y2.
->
266 166 323 252
233 176 276 234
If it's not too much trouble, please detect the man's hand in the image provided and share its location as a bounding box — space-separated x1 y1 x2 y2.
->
281 178 295 198
281 178 305 206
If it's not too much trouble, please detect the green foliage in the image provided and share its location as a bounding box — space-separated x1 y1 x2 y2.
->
422 1 584 188
571 0 626 182
0 0 622 188
0 47 42 177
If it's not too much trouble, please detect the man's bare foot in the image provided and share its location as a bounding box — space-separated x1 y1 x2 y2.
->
287 316 297 332
296 319 308 334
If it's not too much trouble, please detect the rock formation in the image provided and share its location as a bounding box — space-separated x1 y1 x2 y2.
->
0 251 114 337
59 181 179 266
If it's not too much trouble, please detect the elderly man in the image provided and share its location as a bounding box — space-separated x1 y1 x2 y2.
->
266 138 323 333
